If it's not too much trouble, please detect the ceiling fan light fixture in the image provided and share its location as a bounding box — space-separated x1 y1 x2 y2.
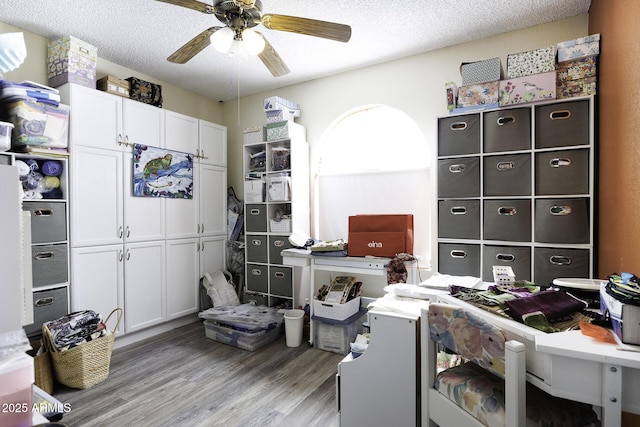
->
211 26 234 53
242 28 265 55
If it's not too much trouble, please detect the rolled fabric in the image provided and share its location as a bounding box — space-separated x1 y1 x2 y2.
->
41 160 62 176
43 175 60 189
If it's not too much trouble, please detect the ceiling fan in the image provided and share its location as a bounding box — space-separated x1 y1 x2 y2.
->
156 0 352 77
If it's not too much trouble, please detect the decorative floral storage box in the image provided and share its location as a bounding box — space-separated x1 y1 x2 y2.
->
47 36 97 89
457 81 499 108
506 46 556 79
499 71 556 106
556 56 597 83
557 34 600 62
557 77 597 99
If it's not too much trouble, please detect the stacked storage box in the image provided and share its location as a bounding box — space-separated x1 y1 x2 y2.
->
500 46 557 106
556 34 600 99
47 36 97 89
313 309 367 354
456 57 502 112
199 304 284 351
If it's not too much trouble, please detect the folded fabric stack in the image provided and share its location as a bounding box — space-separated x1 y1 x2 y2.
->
43 310 107 351
606 273 640 305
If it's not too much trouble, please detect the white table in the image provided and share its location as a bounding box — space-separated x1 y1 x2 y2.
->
535 330 640 427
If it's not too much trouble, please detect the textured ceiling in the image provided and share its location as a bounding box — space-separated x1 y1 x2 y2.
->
1 0 591 101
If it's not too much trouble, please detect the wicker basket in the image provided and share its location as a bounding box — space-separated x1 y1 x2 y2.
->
28 339 53 394
43 308 123 389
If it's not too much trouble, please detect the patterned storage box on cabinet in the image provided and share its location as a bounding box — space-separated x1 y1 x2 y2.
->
437 157 480 198
437 114 480 156
438 243 480 277
483 153 532 196
483 199 532 242
483 108 531 152
534 247 591 286
438 200 480 240
534 198 590 244
535 148 590 195
535 99 590 148
482 245 531 282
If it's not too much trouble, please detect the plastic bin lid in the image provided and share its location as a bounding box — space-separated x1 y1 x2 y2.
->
552 278 604 291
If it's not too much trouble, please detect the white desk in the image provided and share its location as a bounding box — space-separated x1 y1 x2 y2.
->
535 330 640 427
281 249 418 344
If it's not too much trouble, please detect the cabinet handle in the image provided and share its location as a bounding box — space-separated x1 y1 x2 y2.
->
449 121 468 131
549 255 572 266
274 272 285 279
126 226 131 238
549 158 572 168
496 116 515 126
33 209 53 217
496 253 515 262
117 133 123 146
126 249 131 260
549 205 572 215
119 250 123 262
251 268 262 276
450 250 467 259
35 297 54 307
123 135 131 148
118 226 123 238
498 206 517 216
251 239 262 246
496 161 516 171
450 206 467 215
201 223 205 234
34 251 54 261
448 164 465 173
250 208 261 215
200 242 204 251
549 109 572 120
273 240 285 247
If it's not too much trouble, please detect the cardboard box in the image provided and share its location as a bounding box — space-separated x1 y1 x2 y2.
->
556 56 597 83
557 34 600 62
600 284 640 345
507 46 556 79
47 36 97 88
348 214 414 257
97 75 130 97
461 57 502 85
499 71 556 106
557 77 597 99
457 81 499 108
126 77 162 108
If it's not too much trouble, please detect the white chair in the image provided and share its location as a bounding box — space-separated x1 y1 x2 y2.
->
421 303 598 427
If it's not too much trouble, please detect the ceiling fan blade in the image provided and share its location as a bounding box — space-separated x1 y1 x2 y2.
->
256 32 290 77
155 0 215 14
261 14 351 43
167 27 219 64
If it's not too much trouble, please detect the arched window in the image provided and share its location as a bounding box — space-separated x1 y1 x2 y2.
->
313 104 432 265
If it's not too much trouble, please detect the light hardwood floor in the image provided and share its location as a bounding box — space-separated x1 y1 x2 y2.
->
52 320 345 427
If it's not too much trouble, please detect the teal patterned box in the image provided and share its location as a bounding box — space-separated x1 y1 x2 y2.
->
47 36 97 88
557 34 600 62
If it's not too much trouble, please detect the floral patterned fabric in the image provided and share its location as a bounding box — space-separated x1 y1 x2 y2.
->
429 303 598 427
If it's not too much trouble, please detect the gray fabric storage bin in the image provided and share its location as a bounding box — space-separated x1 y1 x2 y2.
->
438 243 480 277
246 263 268 293
24 286 68 337
483 199 531 242
268 235 292 265
483 107 531 152
535 99 590 148
534 247 591 286
32 243 68 288
438 200 480 239
534 198 589 243
483 153 532 196
438 157 480 198
270 266 293 297
535 148 590 195
246 235 268 263
482 244 531 282
23 201 67 244
245 204 267 232
438 114 480 156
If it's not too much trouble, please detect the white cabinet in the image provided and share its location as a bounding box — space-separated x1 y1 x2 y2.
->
200 164 227 236
199 120 227 167
166 237 200 319
199 235 227 278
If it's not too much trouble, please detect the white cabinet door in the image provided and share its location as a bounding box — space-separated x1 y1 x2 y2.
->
200 164 227 236
123 155 165 242
166 238 200 319
164 110 198 155
199 120 227 166
122 99 164 149
70 245 124 335
200 235 226 277
123 240 166 332
62 84 122 151
70 146 123 247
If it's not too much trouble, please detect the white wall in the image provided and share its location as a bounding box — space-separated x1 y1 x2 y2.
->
221 14 589 271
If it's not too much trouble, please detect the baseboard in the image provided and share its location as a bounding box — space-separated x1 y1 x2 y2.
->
113 314 200 350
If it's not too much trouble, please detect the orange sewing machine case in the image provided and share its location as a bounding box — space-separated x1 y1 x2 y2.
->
347 214 414 258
